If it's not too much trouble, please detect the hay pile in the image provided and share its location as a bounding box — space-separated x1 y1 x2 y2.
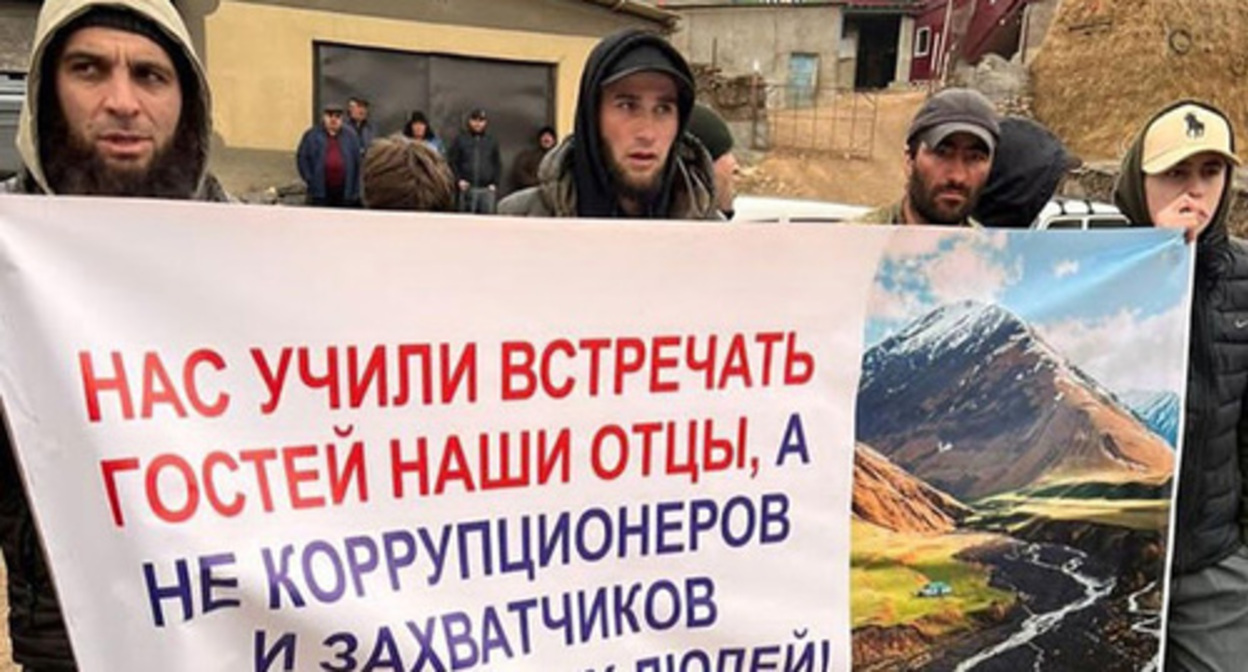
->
1031 0 1248 163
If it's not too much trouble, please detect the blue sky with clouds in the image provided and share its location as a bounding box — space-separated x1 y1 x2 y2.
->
864 228 1192 395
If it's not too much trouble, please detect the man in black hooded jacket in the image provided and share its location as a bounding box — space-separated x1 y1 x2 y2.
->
973 116 1077 229
498 29 717 220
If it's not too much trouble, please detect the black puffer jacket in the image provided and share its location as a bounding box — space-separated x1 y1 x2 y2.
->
1113 100 1248 575
1170 238 1248 574
1 434 75 670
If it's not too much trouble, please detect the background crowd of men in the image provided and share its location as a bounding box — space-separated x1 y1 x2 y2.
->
1 0 1246 670
297 96 509 213
292 31 745 219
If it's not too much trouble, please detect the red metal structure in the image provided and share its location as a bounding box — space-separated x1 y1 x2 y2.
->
911 0 1034 81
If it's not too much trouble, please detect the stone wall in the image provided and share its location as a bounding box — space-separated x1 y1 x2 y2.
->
1060 161 1248 237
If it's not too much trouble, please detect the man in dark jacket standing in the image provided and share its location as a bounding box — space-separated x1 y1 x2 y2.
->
447 108 501 214
346 95 375 152
0 0 231 668
498 29 717 220
296 102 362 207
511 125 556 190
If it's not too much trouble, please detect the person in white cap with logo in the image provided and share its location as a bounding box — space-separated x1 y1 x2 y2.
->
1114 100 1248 671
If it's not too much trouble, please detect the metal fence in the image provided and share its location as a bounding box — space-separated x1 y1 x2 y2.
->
748 85 879 159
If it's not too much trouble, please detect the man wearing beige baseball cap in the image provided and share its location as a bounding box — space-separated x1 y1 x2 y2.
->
1114 100 1248 671
858 87 1000 226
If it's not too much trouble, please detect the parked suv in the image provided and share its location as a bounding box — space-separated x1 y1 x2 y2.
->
1032 198 1132 230
0 73 24 180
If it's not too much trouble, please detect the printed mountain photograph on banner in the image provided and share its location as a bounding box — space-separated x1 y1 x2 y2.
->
850 230 1185 672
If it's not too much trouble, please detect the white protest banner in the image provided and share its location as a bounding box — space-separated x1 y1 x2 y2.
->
0 198 1191 671
0 196 885 672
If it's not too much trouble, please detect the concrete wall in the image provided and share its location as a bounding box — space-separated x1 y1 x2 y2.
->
177 0 659 155
837 24 857 91
1021 0 1059 64
893 15 915 87
670 5 843 91
0 1 38 73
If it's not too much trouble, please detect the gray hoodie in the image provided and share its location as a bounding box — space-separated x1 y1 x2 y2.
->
1 0 226 199
1 1 223 669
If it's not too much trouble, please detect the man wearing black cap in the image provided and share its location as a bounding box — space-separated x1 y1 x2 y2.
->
0 0 230 668
858 87 1000 226
498 29 718 219
448 108 502 214
296 101 362 208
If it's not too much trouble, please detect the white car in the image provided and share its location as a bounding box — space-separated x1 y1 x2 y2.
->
1031 198 1132 230
731 194 1132 229
731 195 870 224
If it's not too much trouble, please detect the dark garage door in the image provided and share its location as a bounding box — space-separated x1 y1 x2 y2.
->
316 42 555 196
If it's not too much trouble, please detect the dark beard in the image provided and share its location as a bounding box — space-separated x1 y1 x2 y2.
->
40 112 201 199
906 170 977 225
605 152 663 209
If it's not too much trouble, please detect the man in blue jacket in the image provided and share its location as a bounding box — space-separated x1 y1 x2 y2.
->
296 102 361 207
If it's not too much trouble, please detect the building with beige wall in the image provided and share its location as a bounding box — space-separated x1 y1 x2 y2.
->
174 0 676 193
664 1 959 93
667 2 845 96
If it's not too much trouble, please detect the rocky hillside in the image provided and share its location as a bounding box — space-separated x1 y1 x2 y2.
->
853 443 973 534
857 300 1173 500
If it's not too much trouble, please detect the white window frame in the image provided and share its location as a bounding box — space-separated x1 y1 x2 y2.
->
914 27 932 58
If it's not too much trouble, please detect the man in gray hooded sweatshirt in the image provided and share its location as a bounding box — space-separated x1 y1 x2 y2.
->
1 0 227 200
1 0 228 668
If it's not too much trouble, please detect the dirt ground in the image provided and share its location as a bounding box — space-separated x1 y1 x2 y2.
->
737 90 927 207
